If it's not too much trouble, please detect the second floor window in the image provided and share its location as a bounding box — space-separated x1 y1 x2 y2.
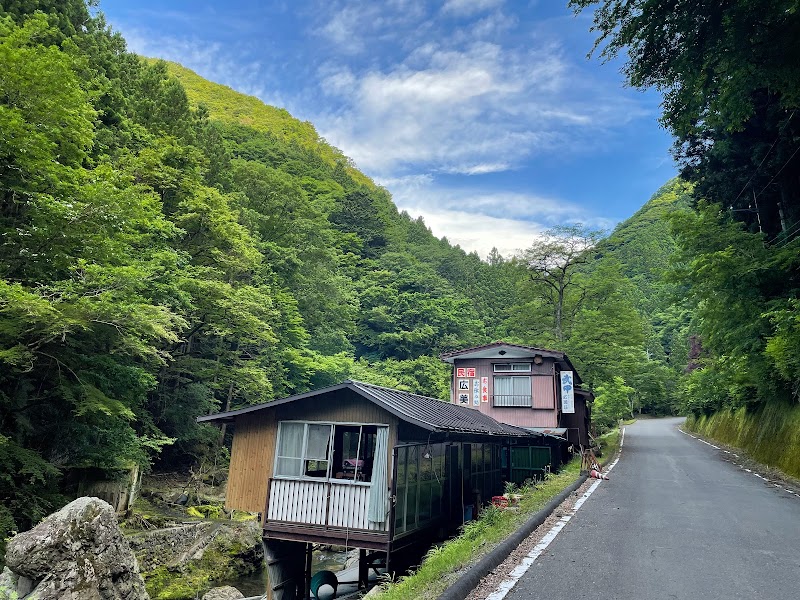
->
493 376 532 407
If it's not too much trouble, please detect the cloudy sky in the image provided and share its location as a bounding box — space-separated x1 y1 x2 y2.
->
101 0 676 258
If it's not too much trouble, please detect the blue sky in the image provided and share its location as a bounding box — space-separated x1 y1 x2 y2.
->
101 0 677 258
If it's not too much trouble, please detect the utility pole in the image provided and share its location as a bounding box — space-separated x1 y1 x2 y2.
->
752 189 763 233
778 202 788 233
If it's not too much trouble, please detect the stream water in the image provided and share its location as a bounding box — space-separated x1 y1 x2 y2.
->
216 547 349 597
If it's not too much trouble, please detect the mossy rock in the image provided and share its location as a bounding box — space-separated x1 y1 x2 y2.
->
187 504 226 520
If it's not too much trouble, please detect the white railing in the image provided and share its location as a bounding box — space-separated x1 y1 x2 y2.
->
267 479 387 531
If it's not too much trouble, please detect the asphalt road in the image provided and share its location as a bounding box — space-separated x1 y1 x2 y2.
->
502 417 800 600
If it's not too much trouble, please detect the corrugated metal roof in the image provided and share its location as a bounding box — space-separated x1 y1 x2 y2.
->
198 380 534 438
349 380 532 437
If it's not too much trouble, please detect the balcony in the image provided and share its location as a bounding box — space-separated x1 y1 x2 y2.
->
264 478 391 550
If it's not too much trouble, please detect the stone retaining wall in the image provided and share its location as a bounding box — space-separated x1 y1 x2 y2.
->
127 521 216 572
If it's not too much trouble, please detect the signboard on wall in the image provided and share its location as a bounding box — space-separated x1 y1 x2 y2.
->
458 393 470 405
472 379 480 406
466 367 476 378
560 371 575 413
458 379 470 390
456 367 466 377
481 376 489 403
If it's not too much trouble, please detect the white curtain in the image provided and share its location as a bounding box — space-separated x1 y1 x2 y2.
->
276 422 304 477
368 427 389 524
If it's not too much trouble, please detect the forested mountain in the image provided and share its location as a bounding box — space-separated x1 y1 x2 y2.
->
0 0 546 549
1 0 739 558
570 1 800 475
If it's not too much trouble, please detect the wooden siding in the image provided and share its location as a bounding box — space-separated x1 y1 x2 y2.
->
225 389 398 517
451 357 558 429
531 374 556 409
226 410 276 513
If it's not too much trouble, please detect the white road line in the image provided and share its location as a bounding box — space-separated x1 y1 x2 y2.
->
483 429 625 600
680 429 799 498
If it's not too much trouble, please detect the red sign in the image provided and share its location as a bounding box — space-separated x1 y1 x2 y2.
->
466 368 476 378
456 368 466 377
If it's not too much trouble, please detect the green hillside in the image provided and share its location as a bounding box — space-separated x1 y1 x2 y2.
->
159 60 374 188
0 0 685 563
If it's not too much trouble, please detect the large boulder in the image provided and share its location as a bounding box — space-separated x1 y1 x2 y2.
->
201 586 245 600
3 496 149 600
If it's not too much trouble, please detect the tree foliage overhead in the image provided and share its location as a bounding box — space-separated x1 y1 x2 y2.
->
571 0 800 237
572 0 800 418
0 0 738 557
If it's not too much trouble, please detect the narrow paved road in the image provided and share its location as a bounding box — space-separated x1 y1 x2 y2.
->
503 417 800 600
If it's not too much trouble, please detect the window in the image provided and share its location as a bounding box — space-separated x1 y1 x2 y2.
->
332 425 377 482
394 442 446 535
274 422 381 483
493 376 532 407
275 422 331 478
493 363 532 372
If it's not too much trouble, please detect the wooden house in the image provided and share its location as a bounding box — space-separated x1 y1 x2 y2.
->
198 380 543 600
440 342 593 450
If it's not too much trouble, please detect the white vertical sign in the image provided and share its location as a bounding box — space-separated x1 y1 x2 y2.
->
560 371 575 414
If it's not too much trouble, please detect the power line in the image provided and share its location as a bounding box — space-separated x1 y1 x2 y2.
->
769 218 800 245
732 110 796 205
754 143 800 203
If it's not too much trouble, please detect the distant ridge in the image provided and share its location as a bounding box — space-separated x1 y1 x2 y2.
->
154 59 374 188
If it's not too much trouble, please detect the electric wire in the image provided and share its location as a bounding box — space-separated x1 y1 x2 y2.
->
754 143 800 204
731 110 796 205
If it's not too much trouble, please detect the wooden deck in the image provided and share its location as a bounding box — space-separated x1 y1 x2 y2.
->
265 478 389 543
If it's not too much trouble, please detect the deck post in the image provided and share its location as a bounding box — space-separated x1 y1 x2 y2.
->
358 548 368 588
304 542 312 600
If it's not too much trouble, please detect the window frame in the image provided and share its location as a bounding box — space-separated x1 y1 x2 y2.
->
492 375 533 407
493 362 532 373
273 420 386 486
274 421 333 480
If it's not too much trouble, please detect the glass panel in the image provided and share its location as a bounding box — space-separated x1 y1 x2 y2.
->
493 363 512 372
304 459 328 478
277 422 304 458
512 363 532 371
359 430 377 482
394 447 408 533
406 446 418 531
472 443 483 472
513 377 531 396
306 424 332 459
494 376 513 396
276 457 302 477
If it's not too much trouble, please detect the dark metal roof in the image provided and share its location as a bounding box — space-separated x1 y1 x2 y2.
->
440 341 565 360
198 380 534 438
349 380 532 437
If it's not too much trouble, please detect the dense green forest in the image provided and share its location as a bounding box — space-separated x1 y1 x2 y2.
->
1 0 798 554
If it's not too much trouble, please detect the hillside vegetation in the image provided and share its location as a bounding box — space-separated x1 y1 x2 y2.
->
10 0 800 562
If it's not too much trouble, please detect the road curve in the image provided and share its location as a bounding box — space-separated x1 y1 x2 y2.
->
500 417 800 600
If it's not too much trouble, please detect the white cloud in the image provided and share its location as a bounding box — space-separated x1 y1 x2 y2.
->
442 0 505 18
382 176 616 257
313 35 643 177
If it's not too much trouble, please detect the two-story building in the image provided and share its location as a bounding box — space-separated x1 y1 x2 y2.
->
440 341 592 451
